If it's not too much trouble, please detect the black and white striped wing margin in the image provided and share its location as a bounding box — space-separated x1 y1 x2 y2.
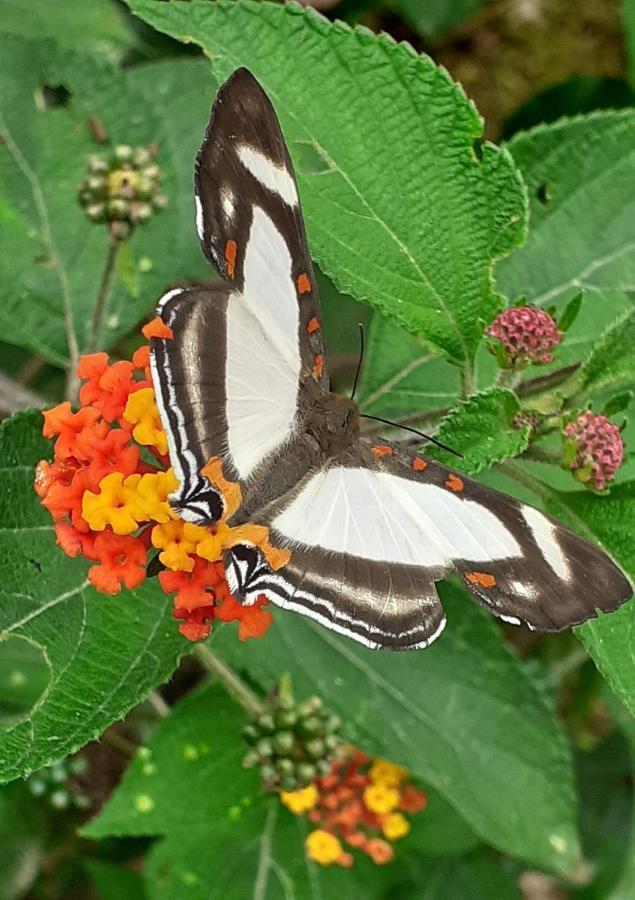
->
149 69 327 524
224 439 632 650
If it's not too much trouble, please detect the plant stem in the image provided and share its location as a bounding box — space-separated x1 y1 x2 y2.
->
460 363 475 399
522 445 562 465
89 238 121 353
194 644 263 717
517 362 580 398
495 368 521 391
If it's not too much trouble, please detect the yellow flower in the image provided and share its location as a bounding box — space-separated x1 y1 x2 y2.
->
151 519 209 572
305 829 342 866
82 471 143 535
280 784 318 815
363 783 400 815
369 759 407 787
381 812 410 841
123 387 168 456
129 469 179 523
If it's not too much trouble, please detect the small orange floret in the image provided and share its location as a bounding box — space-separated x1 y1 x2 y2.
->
312 354 324 379
465 571 497 589
142 316 174 341
365 838 394 865
445 473 464 493
307 316 319 334
297 273 312 295
87 531 147 595
225 239 237 279
412 457 428 472
215 593 273 641
372 445 393 458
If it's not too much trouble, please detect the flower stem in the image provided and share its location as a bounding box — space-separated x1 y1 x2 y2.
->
89 238 121 353
495 368 521 391
194 643 263 717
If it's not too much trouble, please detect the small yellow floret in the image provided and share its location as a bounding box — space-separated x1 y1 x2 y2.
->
280 784 318 815
130 469 179 523
369 759 407 787
151 519 210 571
363 783 400 815
123 387 168 456
381 812 410 841
82 471 142 535
305 829 342 866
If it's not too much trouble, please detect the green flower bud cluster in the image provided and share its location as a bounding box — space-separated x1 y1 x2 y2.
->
77 145 167 240
27 755 90 812
242 692 342 793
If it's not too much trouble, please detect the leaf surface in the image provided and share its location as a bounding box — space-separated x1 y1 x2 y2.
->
127 0 527 366
212 585 580 875
0 411 187 782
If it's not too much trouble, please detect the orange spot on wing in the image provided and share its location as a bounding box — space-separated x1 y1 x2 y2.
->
445 474 464 493
297 273 312 295
142 316 174 341
372 445 393 458
225 240 237 279
223 524 291 571
200 456 242 520
312 354 324 379
465 571 497 589
412 457 428 471
307 316 319 334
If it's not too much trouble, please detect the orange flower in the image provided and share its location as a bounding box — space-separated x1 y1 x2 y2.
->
215 593 273 641
88 531 147 595
42 403 101 460
159 558 221 611
76 354 141 422
54 521 98 560
399 784 428 814
172 604 215 641
142 316 174 340
365 838 393 865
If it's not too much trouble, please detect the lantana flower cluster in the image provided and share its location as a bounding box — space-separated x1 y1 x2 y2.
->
34 322 273 643
563 411 625 492
486 304 561 368
280 749 428 867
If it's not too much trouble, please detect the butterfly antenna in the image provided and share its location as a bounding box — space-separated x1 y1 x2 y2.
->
350 323 365 401
360 413 464 459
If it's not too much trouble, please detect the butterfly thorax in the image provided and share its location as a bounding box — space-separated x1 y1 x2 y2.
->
307 392 360 457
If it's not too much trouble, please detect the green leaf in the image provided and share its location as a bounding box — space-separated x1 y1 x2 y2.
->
497 111 635 314
212 585 580 875
565 309 635 399
357 314 460 420
0 781 45 898
603 391 634 419
542 480 635 717
0 411 187 782
86 683 507 898
0 38 216 365
0 634 51 725
85 860 148 900
1 0 136 63
557 290 583 332
426 388 531 474
126 0 527 366
394 0 491 39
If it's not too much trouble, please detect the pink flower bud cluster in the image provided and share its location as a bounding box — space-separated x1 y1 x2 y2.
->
486 306 561 367
564 412 624 492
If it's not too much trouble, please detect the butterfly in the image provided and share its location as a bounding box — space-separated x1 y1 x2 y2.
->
148 67 632 651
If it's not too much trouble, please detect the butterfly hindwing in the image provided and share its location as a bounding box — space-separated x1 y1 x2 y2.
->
224 438 632 649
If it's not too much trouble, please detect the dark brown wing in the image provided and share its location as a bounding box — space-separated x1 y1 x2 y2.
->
223 437 632 650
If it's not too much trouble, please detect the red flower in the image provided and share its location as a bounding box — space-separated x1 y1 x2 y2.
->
76 354 140 422
159 558 221 611
42 403 101 460
88 531 147 595
215 593 273 641
172 604 215 641
486 305 561 367
563 411 624 492
55 521 98 560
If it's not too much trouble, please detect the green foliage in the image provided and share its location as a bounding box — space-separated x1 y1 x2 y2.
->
394 0 491 39
0 412 187 781
427 388 531 474
213 587 580 874
0 40 215 364
126 0 527 367
497 111 635 319
1 2 635 897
